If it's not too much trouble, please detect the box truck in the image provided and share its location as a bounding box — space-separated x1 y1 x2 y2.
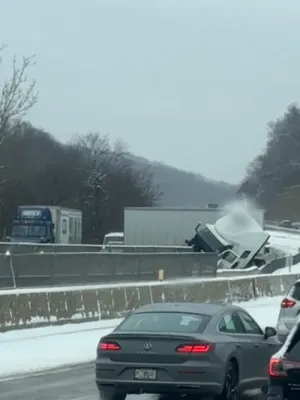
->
9 205 82 244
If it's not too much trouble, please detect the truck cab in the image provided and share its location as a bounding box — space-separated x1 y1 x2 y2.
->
103 232 124 246
10 206 55 243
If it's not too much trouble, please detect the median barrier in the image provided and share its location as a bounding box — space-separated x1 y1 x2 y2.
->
1 249 300 289
0 242 194 254
0 242 104 254
0 273 298 332
0 252 218 288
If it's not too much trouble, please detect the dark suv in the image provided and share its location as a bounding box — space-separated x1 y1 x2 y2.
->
268 319 300 400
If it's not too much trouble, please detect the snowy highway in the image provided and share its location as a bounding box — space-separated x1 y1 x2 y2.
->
0 230 299 399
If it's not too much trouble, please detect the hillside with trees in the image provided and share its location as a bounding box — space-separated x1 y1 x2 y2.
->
131 155 236 207
0 47 162 242
238 104 300 218
0 47 236 242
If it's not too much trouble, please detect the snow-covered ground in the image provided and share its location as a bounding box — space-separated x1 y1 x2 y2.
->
268 230 300 255
0 296 282 379
268 230 300 274
273 261 300 275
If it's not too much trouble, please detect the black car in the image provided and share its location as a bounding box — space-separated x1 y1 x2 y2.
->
267 319 300 400
95 302 281 400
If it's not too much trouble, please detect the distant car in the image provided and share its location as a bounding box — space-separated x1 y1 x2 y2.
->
102 232 124 251
267 318 300 400
95 302 281 400
276 280 300 343
279 220 292 228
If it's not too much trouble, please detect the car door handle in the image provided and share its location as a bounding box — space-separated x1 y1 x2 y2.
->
254 344 260 348
236 344 241 348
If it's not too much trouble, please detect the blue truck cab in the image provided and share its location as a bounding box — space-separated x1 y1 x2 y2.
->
10 205 82 244
10 206 55 243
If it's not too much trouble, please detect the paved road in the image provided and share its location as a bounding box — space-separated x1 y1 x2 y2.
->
0 363 157 400
0 363 263 400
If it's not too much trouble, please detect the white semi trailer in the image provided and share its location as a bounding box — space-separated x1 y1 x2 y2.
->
124 207 265 246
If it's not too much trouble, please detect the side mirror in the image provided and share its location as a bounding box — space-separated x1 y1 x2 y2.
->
264 326 277 339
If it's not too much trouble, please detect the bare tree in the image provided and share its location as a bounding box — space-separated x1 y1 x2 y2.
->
0 45 38 140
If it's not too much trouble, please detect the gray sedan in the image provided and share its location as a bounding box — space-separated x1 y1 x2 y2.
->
95 302 281 400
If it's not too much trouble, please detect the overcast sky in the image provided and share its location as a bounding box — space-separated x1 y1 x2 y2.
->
1 0 299 183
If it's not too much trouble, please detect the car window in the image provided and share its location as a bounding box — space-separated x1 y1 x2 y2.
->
117 312 211 334
236 311 263 335
218 313 240 334
222 251 238 263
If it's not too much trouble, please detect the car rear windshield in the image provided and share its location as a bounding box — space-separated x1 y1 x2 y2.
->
118 312 211 333
288 283 300 301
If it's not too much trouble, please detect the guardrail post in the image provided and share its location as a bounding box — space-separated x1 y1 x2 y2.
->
285 254 293 273
6 251 16 288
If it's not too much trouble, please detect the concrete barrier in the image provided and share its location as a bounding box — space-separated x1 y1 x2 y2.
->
1 249 299 289
0 273 299 332
0 252 218 288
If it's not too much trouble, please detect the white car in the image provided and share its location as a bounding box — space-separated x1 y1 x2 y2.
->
276 279 300 343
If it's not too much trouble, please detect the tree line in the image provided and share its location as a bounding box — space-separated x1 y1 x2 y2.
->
238 103 300 218
0 47 161 243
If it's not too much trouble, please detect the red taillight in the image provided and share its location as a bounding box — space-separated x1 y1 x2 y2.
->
269 357 300 377
269 358 287 377
98 341 121 351
176 344 212 353
281 298 296 308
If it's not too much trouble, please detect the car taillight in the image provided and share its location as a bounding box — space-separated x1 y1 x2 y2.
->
98 341 121 351
281 298 296 308
176 343 212 353
269 358 300 377
269 359 287 377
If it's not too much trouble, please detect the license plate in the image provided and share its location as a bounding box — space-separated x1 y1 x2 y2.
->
134 369 157 380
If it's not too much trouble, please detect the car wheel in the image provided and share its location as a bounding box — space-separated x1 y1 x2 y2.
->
98 387 126 400
217 360 239 400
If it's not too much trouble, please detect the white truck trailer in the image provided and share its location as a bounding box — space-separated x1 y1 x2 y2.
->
124 207 264 246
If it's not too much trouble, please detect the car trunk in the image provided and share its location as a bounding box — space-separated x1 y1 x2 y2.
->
98 332 213 364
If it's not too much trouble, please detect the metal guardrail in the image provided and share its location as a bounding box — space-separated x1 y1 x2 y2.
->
2 223 298 254
0 252 218 289
265 224 300 234
0 242 193 254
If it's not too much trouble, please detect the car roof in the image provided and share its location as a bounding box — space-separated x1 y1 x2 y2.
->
132 302 241 316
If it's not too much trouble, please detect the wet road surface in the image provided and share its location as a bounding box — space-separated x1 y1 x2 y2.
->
0 363 157 400
0 362 263 400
